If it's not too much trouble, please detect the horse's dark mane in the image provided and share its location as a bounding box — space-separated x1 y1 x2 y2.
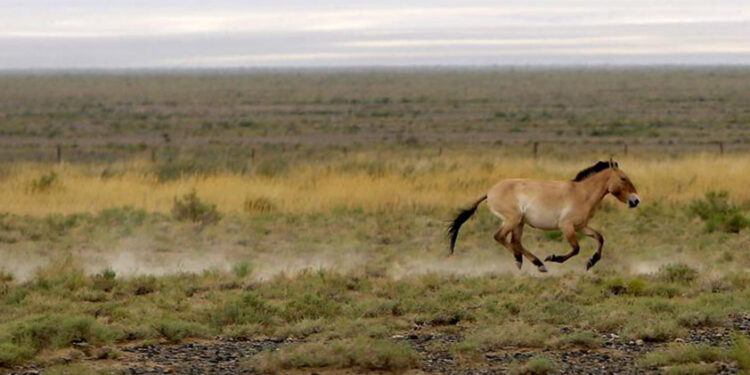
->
573 160 618 182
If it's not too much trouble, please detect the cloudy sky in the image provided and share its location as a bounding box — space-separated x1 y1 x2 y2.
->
1 0 749 69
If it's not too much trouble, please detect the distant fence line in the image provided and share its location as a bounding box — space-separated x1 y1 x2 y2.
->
529 140 731 159
2 140 747 164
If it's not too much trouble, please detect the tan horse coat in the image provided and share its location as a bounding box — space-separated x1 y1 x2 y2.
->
448 161 640 272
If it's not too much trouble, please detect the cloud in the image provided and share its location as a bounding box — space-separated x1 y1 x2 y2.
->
1 1 749 68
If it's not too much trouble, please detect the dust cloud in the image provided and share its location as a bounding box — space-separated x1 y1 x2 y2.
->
0 236 711 283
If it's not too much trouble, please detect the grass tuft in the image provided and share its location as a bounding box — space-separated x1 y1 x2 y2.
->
640 343 728 368
245 337 418 373
509 354 557 375
732 332 750 374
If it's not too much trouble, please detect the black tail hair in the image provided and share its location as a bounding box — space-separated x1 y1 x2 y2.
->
447 195 487 255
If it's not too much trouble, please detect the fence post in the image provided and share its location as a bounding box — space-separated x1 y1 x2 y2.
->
251 148 256 163
717 141 724 155
56 145 62 163
533 141 539 159
151 147 157 162
623 143 628 156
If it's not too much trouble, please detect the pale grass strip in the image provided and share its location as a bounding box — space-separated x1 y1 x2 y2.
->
0 153 747 216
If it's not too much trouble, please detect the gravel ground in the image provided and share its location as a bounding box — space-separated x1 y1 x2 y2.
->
6 315 749 375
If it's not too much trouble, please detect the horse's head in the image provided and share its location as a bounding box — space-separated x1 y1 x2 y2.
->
606 163 640 208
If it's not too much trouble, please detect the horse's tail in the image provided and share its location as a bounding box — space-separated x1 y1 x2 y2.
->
447 195 487 255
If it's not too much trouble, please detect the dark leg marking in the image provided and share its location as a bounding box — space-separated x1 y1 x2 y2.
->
586 252 601 270
545 245 579 263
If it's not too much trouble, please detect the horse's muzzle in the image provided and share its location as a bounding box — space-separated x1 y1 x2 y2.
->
628 194 641 208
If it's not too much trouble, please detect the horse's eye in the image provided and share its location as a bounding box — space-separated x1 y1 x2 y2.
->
620 177 627 182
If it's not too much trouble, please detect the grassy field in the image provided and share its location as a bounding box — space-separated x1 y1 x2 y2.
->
0 69 749 374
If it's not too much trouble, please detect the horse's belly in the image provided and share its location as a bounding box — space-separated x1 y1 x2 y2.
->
523 210 559 230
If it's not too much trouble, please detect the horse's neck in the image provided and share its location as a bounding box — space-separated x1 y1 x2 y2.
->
576 171 610 213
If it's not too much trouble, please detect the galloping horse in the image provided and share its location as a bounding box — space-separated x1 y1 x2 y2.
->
448 160 640 272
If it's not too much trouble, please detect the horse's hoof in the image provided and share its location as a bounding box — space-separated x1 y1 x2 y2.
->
515 261 523 270
586 260 596 270
586 255 601 270
538 265 548 273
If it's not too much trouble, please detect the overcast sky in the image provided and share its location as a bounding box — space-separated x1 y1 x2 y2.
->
1 0 750 69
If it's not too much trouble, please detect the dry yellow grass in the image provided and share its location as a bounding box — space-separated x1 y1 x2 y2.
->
1 152 748 216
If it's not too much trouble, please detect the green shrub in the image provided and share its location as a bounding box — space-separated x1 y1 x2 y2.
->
0 342 35 366
509 355 557 375
640 343 728 367
283 293 340 322
4 288 28 305
129 275 158 295
210 292 279 327
153 319 208 342
658 263 699 283
602 276 646 296
171 190 222 225
456 321 552 353
732 333 750 374
29 171 60 193
554 330 601 349
689 191 749 233
663 363 718 375
231 262 252 278
9 314 117 352
624 319 684 342
246 337 418 373
92 268 117 292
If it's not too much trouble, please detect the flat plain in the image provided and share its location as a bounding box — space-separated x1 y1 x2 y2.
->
0 68 749 374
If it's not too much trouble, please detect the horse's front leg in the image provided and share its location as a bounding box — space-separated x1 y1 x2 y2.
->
544 224 580 263
581 226 604 270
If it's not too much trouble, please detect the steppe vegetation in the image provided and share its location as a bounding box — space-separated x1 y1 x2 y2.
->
0 68 749 374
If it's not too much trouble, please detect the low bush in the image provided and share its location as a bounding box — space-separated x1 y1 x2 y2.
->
455 321 553 353
153 319 208 342
732 333 750 374
0 342 35 367
6 313 119 356
688 191 749 233
624 319 684 342
246 337 418 373
29 171 60 193
640 343 728 368
509 355 557 375
553 330 601 349
171 190 222 225
658 263 699 284
209 292 279 327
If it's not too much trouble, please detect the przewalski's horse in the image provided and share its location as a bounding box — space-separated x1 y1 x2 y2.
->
448 160 640 272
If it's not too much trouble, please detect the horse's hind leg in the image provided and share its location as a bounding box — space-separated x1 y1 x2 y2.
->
581 226 604 270
493 219 523 270
545 224 580 264
511 225 547 273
